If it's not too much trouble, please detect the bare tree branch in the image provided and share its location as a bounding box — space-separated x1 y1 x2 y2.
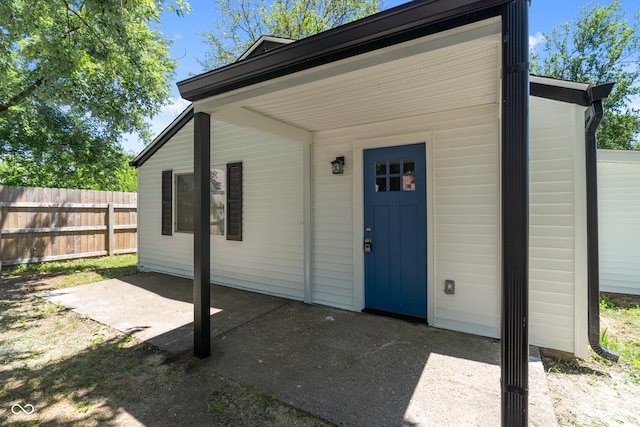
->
0 78 44 113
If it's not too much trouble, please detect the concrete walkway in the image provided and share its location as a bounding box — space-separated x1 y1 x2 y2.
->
45 272 557 426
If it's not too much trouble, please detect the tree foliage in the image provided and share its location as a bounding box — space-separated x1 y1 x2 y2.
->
0 0 189 191
531 0 640 149
199 0 380 70
0 100 138 191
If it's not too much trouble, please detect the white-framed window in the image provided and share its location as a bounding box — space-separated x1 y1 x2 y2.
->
174 166 226 235
162 163 241 240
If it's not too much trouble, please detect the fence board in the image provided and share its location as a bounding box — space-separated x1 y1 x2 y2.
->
0 186 137 268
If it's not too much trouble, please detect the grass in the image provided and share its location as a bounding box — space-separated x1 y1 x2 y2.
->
205 401 226 413
597 293 640 383
1 255 330 426
541 293 640 380
1 254 138 287
73 400 96 414
0 255 148 425
235 384 276 410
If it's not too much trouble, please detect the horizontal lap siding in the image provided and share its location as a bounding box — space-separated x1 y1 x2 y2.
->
313 105 501 328
433 122 499 338
138 120 195 277
312 144 354 309
137 118 304 300
210 120 304 299
529 97 580 353
598 150 640 295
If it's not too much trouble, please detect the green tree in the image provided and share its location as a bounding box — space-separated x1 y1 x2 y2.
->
0 0 189 191
531 0 640 149
199 0 380 70
0 100 138 191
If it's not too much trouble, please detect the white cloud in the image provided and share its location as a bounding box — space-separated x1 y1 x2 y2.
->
150 97 191 135
529 32 545 51
122 97 191 154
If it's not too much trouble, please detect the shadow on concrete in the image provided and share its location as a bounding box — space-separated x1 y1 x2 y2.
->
43 272 289 355
203 302 503 426
33 272 556 426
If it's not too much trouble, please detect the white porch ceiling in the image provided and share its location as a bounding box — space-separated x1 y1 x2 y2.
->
204 18 502 133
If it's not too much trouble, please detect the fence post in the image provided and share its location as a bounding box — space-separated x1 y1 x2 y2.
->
108 203 115 256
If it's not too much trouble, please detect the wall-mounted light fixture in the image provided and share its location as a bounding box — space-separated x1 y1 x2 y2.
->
331 156 345 175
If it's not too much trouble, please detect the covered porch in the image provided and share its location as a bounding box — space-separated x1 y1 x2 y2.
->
44 272 556 426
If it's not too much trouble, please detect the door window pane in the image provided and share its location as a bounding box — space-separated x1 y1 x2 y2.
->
403 158 416 191
389 160 401 174
403 159 415 174
390 177 401 191
403 175 415 191
374 156 419 193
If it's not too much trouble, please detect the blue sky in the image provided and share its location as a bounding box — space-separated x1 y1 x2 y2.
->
122 0 639 154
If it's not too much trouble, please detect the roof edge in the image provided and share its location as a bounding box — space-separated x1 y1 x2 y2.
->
130 105 194 168
134 75 612 169
531 75 614 106
237 36 296 61
177 0 509 102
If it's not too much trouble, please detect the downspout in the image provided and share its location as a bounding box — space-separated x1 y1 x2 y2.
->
584 93 619 362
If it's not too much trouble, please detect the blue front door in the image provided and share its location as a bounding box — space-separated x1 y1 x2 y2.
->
364 143 427 318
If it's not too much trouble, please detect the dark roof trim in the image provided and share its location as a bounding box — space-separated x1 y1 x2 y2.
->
531 80 614 106
238 36 295 61
589 82 616 102
178 0 510 101
130 105 194 168
132 77 612 168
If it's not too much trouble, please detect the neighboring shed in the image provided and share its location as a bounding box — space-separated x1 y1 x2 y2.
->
598 149 640 295
131 1 617 420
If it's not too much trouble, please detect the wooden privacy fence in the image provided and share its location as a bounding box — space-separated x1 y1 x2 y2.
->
0 186 137 269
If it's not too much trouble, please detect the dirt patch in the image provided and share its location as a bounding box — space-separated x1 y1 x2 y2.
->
541 293 640 427
0 274 333 426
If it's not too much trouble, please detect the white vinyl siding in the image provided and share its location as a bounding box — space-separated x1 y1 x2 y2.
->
137 118 305 300
529 96 586 354
209 120 304 299
138 119 194 278
313 104 501 335
432 122 499 338
311 136 355 309
598 149 640 295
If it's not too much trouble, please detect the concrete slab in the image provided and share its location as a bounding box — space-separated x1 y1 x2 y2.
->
44 273 557 426
43 272 288 354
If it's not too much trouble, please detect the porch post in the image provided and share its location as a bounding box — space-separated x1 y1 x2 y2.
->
303 143 313 304
194 111 211 359
501 1 529 426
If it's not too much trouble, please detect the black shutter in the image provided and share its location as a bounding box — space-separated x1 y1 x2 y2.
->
227 162 242 241
161 170 173 235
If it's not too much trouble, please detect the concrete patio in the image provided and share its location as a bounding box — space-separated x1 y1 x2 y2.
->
45 272 557 426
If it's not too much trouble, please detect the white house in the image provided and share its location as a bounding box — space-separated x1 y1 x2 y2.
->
131 1 617 419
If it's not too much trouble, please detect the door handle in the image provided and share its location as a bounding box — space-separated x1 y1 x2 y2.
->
364 237 372 253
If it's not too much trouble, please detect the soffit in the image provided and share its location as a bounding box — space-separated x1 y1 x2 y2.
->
204 18 501 133
244 41 499 132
